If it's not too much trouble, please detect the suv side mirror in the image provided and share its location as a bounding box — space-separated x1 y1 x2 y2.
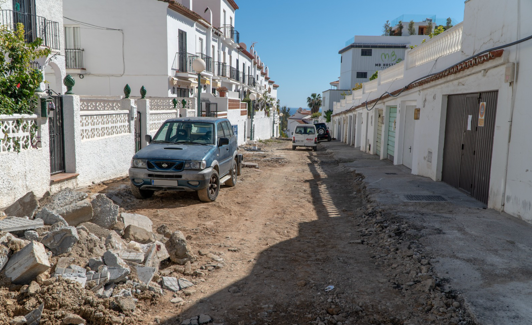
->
145 135 152 143
218 137 229 146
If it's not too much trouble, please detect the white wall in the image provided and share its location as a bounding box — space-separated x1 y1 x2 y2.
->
0 115 50 209
64 0 170 97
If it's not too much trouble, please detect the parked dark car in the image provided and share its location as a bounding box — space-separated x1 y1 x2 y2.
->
129 117 241 202
315 123 331 141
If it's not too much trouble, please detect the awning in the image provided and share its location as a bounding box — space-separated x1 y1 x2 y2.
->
170 77 195 88
200 78 210 85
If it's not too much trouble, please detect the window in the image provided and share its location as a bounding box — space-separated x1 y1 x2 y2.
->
217 123 225 139
356 72 368 79
176 88 188 97
361 49 372 56
65 26 82 69
198 38 204 55
222 122 233 136
153 122 215 144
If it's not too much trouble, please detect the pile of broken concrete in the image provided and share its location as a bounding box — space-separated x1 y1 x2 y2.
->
0 189 197 325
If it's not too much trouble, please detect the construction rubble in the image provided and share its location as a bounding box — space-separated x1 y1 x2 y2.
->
0 189 200 325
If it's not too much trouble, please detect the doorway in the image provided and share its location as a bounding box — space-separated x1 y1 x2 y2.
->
402 106 416 169
387 107 397 161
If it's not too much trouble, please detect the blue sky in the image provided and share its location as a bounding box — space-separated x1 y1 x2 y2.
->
236 0 466 109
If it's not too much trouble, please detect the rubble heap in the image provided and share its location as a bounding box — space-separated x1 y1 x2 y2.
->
0 189 198 325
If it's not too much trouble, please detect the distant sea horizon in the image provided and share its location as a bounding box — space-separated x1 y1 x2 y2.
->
287 107 322 116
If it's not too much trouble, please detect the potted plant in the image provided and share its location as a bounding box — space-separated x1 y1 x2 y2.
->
217 87 228 97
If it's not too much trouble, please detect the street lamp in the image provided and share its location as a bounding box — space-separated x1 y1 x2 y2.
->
192 58 206 117
249 93 257 140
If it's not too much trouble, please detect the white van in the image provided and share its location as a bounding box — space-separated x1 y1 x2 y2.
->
292 124 317 151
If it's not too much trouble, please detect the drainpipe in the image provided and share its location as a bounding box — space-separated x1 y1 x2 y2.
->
205 7 213 94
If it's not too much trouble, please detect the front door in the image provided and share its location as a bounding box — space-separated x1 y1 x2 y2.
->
49 96 65 174
402 106 416 169
387 107 397 161
442 92 498 204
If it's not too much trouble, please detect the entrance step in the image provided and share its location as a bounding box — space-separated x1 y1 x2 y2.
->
50 173 79 195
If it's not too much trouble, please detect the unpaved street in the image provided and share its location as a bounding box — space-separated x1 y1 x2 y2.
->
90 140 474 325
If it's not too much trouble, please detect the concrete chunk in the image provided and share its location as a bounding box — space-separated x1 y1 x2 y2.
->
161 276 180 292
88 257 104 271
178 278 194 290
135 266 156 285
25 303 44 325
56 199 93 227
41 227 79 256
166 231 195 265
4 192 39 219
86 266 110 289
0 217 44 232
0 245 9 271
24 231 39 241
120 250 145 263
103 251 130 283
55 264 87 287
79 222 111 239
124 225 155 244
5 242 50 284
91 194 119 229
120 213 153 233
35 208 68 226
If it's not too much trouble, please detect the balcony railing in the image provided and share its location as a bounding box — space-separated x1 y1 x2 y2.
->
65 49 84 69
222 25 240 44
230 67 237 81
197 53 212 73
172 52 199 73
0 9 60 50
406 22 463 69
247 75 255 87
216 62 229 77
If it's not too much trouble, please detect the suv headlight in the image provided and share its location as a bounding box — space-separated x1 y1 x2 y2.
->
185 160 207 170
131 159 147 168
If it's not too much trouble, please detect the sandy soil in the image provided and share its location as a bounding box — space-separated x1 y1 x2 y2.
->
86 140 472 325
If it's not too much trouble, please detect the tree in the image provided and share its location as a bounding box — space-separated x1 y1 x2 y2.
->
0 24 51 115
396 21 404 36
311 112 322 119
370 71 379 81
324 110 333 123
383 20 391 36
306 93 322 114
408 20 416 35
445 18 453 30
431 26 445 38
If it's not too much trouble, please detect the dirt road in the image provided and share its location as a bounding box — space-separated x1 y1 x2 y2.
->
93 140 474 325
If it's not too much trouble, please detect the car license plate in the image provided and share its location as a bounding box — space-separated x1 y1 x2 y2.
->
152 179 178 186
295 140 303 143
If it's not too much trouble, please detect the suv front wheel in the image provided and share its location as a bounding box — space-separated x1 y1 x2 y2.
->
198 170 220 202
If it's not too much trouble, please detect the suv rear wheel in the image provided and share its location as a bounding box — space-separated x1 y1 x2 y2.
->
198 170 220 202
130 183 154 199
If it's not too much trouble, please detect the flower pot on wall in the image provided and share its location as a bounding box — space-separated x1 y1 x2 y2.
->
219 91 227 97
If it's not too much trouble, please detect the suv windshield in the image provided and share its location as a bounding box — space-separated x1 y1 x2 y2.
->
153 122 215 145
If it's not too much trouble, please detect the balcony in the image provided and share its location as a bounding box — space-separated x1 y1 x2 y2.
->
65 49 84 69
0 9 60 50
230 67 238 81
406 22 463 69
247 75 255 87
222 25 240 44
197 53 212 73
216 62 229 77
172 52 199 74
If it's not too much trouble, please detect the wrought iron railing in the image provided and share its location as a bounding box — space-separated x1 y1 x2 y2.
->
222 25 240 43
230 67 237 81
172 52 199 73
0 10 60 50
247 75 255 87
197 53 212 73
216 62 229 77
65 49 84 69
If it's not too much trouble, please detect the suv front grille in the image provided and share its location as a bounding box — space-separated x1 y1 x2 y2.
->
148 160 185 172
148 174 182 179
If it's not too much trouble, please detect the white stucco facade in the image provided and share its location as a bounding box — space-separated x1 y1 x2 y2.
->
331 0 532 224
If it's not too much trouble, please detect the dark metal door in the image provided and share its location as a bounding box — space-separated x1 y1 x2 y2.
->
178 30 187 72
473 91 498 204
49 96 65 174
458 96 479 194
442 92 498 204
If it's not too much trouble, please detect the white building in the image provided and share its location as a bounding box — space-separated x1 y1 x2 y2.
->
60 0 277 101
287 108 312 134
330 0 532 224
339 35 426 89
0 0 67 94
